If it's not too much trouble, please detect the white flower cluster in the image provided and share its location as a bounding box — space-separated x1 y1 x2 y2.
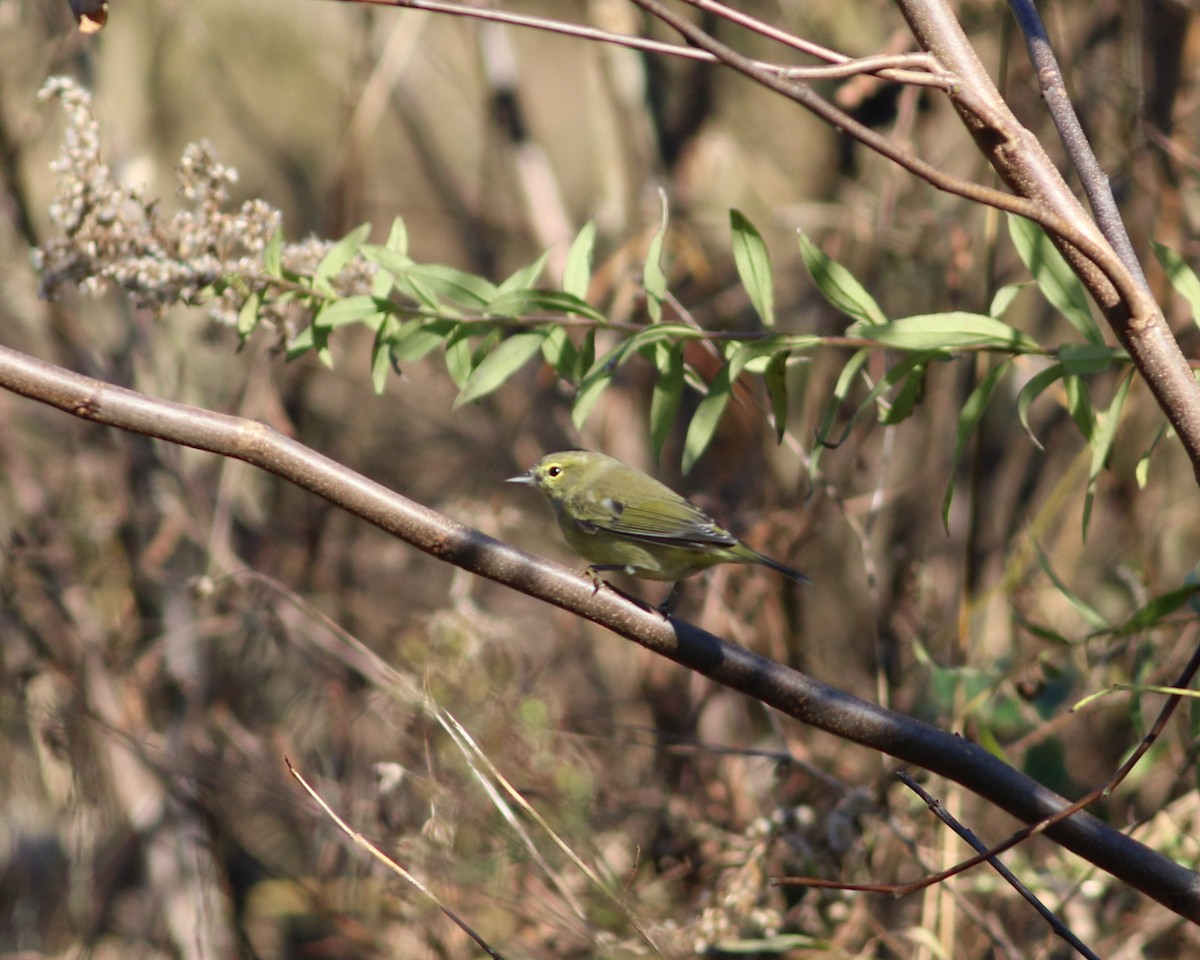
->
34 77 375 338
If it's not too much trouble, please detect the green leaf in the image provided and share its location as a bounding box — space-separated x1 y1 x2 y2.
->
1058 342 1125 375
882 357 928 425
942 360 1011 530
1008 216 1102 344
764 351 789 442
650 343 684 458
813 348 871 453
404 264 497 308
1031 533 1109 631
1105 584 1200 640
314 295 389 330
237 291 260 338
730 209 775 327
1064 375 1094 440
497 250 550 294
371 321 397 395
644 188 670 323
682 365 732 473
359 244 414 276
563 221 596 300
485 288 605 323
1082 370 1133 538
1152 240 1200 330
263 228 283 278
572 370 612 430
988 282 1026 318
455 331 546 407
315 223 371 285
444 328 475 390
574 328 595 382
389 318 456 363
384 216 408 255
540 324 575 378
1016 362 1065 449
798 230 886 326
848 312 1042 353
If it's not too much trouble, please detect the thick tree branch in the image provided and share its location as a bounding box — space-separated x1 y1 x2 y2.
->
1 343 1197 922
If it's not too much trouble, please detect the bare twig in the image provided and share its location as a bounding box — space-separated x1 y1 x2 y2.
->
1006 0 1148 291
899 773 1102 960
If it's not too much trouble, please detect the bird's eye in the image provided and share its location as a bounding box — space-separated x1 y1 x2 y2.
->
547 465 563 478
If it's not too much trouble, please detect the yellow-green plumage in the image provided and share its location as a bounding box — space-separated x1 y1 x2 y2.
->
508 450 809 586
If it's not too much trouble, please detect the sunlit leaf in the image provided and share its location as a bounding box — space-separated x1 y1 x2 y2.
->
563 221 596 300
315 223 371 284
1152 240 1200 330
848 312 1042 353
237 291 260 338
263 228 283 278
1082 370 1133 538
730 209 775 327
1008 216 1101 344
988 282 1026 318
798 230 886 326
485 288 605 323
455 331 547 407
314 295 388 330
682 365 732 473
644 188 670 323
650 343 684 458
497 250 550 294
1016 362 1064 449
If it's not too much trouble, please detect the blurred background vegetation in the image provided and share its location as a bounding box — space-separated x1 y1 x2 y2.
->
3 0 1200 956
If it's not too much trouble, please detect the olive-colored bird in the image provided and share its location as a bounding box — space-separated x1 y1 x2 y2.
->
508 451 810 598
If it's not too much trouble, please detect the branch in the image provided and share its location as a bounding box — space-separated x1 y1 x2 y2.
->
1 342 1197 922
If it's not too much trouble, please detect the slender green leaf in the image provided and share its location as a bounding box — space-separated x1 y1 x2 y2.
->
540 324 575 378
360 244 414 276
455 331 547 407
882 358 928 425
404 264 497 308
1008 216 1101 344
764 350 789 442
1103 584 1200 640
389 319 456 363
485 288 605 323
650 344 685 458
1152 240 1200 330
574 328 595 382
682 366 732 473
644 189 670 322
1082 370 1134 538
371 322 395 395
314 295 388 330
1016 362 1065 450
988 282 1026 318
1031 533 1109 630
315 223 371 283
384 215 408 255
497 250 550 294
1064 375 1094 440
798 231 886 326
563 221 596 300
444 328 475 389
263 228 283 278
848 312 1042 353
942 360 1012 530
1058 342 1124 375
572 370 612 430
730 209 775 327
237 291 260 338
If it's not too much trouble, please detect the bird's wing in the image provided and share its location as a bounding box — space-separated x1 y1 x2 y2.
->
577 491 738 549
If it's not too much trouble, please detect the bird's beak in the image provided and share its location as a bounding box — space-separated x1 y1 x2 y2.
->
506 471 534 485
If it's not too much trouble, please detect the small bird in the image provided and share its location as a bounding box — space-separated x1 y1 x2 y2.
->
508 450 809 606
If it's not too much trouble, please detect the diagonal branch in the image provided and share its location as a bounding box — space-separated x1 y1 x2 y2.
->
1 342 1197 922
